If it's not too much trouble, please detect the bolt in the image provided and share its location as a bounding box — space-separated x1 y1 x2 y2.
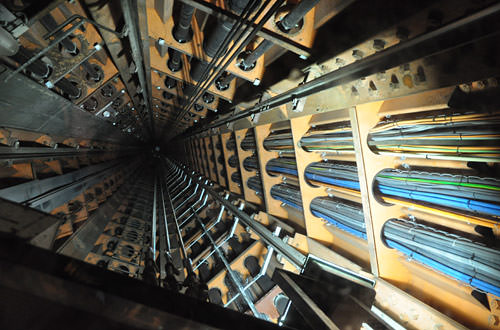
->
459 83 471 93
351 86 359 96
352 49 364 60
373 39 385 50
253 78 261 86
415 66 426 83
335 58 346 67
476 80 487 89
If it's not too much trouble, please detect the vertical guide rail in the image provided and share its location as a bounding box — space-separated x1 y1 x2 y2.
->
152 174 158 256
120 0 155 137
162 160 193 274
160 181 171 252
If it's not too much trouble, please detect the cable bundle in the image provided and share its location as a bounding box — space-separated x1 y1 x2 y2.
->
228 154 239 168
231 171 242 185
263 129 293 152
383 218 500 297
368 110 500 161
311 197 366 239
266 157 298 177
375 169 500 221
247 175 263 195
270 183 302 210
241 131 256 151
305 161 360 194
243 156 259 171
226 136 236 151
300 121 354 153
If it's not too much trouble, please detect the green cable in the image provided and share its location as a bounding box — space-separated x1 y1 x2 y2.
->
378 175 500 191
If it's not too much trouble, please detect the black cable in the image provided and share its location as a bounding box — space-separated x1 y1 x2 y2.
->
179 0 284 122
181 0 264 115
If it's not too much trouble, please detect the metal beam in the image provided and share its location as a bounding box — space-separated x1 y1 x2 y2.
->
121 0 156 139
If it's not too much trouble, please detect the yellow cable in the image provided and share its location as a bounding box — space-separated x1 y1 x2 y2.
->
382 196 499 228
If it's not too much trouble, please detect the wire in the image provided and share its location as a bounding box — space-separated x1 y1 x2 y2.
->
368 110 500 160
270 183 302 210
375 168 500 220
383 218 500 297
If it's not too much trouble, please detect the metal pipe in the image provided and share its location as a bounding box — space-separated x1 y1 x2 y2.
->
54 77 81 99
169 175 187 195
166 158 307 269
40 14 78 54
178 0 283 121
203 19 234 57
163 167 193 273
166 168 182 185
5 14 126 82
152 175 158 256
174 184 199 212
160 178 171 252
187 194 228 249
179 192 209 226
215 73 235 90
224 245 275 307
190 59 209 82
172 3 195 43
279 0 320 31
167 49 183 72
240 39 272 69
192 216 239 271
180 0 263 113
9 46 51 78
173 178 191 200
240 0 319 69
193 210 262 318
167 172 185 188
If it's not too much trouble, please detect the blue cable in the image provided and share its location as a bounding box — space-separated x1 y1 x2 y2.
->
380 185 500 211
379 185 500 217
386 239 500 297
311 210 367 240
305 173 360 190
266 166 298 176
